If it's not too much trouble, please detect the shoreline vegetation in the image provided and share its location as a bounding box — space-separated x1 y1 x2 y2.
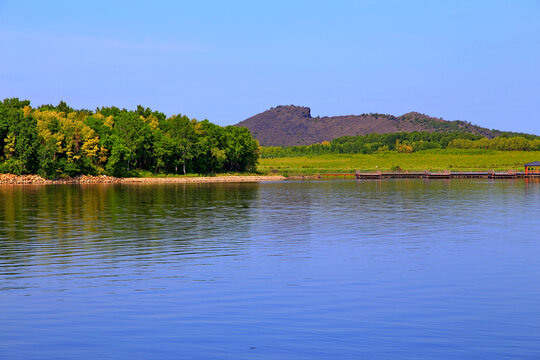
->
0 98 259 179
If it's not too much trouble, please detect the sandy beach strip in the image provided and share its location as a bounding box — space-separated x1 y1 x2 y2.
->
0 174 286 185
119 175 286 183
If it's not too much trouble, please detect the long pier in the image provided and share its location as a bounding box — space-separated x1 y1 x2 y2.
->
319 171 540 180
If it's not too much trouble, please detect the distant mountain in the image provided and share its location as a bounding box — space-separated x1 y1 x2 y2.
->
235 105 517 147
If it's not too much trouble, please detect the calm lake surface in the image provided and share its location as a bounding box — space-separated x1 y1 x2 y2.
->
1 179 540 359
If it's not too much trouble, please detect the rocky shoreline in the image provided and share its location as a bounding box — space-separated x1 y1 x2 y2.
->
0 174 286 185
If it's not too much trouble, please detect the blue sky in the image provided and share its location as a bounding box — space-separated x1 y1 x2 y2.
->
1 0 539 133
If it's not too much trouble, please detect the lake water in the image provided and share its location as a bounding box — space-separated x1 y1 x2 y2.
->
1 179 540 359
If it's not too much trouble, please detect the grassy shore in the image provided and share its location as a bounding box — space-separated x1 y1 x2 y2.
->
258 150 540 175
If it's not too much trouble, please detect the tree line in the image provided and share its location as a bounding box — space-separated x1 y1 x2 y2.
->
0 98 259 178
261 131 540 158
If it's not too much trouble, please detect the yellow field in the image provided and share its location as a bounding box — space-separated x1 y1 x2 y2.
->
258 150 540 174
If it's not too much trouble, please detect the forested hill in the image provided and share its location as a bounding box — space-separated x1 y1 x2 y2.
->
235 105 523 147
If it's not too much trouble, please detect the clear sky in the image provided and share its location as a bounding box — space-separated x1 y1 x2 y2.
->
1 0 539 133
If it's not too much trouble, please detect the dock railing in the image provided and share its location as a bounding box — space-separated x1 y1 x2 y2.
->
318 169 540 180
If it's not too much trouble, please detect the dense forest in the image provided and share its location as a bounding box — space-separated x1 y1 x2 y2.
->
0 98 259 178
261 131 540 158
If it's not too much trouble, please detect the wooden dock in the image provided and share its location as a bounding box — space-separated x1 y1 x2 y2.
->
319 171 540 180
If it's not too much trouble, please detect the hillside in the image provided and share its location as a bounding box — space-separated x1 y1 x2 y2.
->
235 105 511 147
